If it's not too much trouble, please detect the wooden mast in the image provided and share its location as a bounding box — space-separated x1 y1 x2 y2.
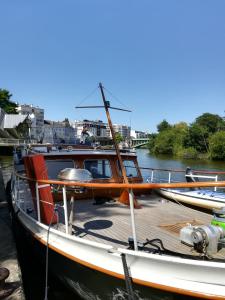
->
98 82 141 209
99 82 128 184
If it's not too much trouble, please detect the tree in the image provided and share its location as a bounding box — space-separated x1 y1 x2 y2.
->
186 123 209 153
63 118 70 127
153 129 175 154
209 131 225 160
195 113 225 134
157 119 171 133
0 89 18 114
148 133 157 153
114 132 123 144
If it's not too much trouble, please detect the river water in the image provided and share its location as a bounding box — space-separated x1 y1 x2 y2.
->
1 149 225 300
136 148 225 184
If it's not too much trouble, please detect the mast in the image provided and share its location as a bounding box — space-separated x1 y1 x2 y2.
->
99 82 129 184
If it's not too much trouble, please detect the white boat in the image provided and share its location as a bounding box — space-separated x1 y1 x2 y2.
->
152 167 225 210
157 187 225 210
9 84 225 299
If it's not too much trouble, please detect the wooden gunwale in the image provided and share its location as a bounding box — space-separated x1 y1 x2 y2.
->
16 172 225 189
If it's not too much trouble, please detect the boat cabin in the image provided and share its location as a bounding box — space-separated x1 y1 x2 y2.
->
15 147 145 202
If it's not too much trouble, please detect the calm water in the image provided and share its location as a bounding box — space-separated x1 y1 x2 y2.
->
136 148 225 183
1 150 225 300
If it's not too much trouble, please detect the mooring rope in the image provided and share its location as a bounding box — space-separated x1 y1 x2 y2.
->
44 205 59 300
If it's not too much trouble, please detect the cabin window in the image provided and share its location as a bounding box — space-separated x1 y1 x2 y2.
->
118 160 138 177
84 159 112 179
46 159 74 179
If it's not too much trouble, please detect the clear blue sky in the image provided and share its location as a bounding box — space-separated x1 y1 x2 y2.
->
1 0 225 132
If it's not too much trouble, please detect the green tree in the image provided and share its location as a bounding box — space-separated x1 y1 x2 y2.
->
157 119 171 133
195 113 225 134
186 123 209 153
209 131 225 160
114 132 123 144
63 118 70 127
148 133 157 153
0 89 18 114
153 129 175 154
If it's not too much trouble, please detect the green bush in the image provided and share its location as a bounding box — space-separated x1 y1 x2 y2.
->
175 147 198 159
209 131 225 160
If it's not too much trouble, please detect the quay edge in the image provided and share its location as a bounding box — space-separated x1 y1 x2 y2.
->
0 168 25 300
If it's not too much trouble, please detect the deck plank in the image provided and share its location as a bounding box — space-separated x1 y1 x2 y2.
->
19 181 225 259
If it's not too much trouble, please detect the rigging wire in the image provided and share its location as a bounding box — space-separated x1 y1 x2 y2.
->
75 86 99 108
103 86 131 111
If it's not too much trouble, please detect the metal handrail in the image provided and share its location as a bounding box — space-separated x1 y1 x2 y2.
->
139 166 225 175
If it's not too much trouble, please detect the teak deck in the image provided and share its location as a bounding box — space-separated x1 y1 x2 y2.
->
19 180 225 259
58 193 225 259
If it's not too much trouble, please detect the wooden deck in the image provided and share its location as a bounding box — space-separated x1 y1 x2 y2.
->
18 180 225 259
61 193 225 258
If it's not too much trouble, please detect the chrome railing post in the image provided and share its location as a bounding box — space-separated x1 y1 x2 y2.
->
62 185 69 234
129 189 138 251
215 176 218 192
168 172 171 183
151 170 154 183
35 182 41 222
68 196 75 235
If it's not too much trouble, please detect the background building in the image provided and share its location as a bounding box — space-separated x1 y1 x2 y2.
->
71 120 107 139
107 124 131 139
17 104 44 141
130 130 149 139
42 120 76 144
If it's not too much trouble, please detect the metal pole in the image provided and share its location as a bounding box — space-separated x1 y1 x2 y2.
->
129 189 138 251
68 196 75 235
62 185 69 234
150 170 154 183
215 175 218 192
35 182 41 222
168 172 171 183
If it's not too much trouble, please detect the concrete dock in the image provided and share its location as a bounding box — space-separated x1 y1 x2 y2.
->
0 169 25 299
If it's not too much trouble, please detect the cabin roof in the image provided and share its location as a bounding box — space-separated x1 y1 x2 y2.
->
31 148 137 158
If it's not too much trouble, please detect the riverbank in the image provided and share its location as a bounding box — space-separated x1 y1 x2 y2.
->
0 168 25 299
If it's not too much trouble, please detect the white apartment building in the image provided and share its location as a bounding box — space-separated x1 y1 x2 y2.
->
71 120 107 139
72 120 131 142
42 120 76 144
107 124 131 139
130 130 149 139
17 104 44 141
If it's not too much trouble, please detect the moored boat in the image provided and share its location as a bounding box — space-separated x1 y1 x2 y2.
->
9 83 225 299
148 166 225 210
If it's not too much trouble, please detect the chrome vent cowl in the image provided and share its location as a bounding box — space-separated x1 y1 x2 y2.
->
58 168 93 182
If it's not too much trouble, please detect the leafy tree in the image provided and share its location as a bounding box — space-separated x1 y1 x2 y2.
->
148 133 157 153
157 119 171 133
114 132 123 144
16 120 29 138
186 123 209 153
0 89 18 114
209 131 225 160
153 129 175 154
63 118 70 127
195 113 225 134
